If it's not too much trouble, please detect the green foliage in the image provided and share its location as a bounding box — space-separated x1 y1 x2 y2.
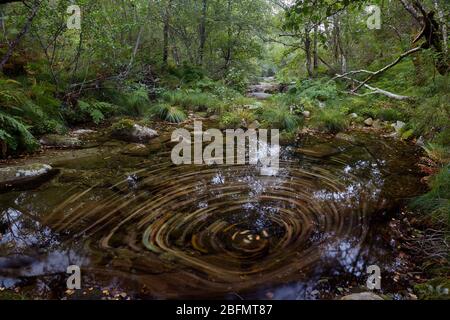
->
293 79 338 102
220 109 255 129
423 143 450 165
312 109 349 134
166 64 205 84
259 105 301 132
78 100 118 124
161 90 219 111
111 118 135 132
125 86 151 115
224 68 249 92
409 95 449 141
150 103 187 123
376 108 404 122
414 278 450 300
411 165 450 226
0 111 38 152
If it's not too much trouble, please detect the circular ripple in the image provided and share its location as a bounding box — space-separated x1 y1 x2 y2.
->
44 148 371 296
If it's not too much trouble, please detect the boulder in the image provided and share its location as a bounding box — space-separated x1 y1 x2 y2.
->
40 134 83 148
350 113 358 118
0 163 56 192
112 123 158 143
364 118 374 126
302 110 311 118
341 292 383 300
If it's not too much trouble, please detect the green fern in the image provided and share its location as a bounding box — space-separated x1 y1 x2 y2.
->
260 105 300 132
78 100 117 124
0 111 38 152
150 103 187 123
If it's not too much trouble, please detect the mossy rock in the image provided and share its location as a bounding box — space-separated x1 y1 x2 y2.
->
0 163 57 192
111 119 158 143
40 134 83 148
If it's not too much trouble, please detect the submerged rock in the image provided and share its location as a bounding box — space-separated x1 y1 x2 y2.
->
111 121 158 143
40 134 83 148
121 143 150 157
341 292 383 300
296 144 342 158
0 163 56 191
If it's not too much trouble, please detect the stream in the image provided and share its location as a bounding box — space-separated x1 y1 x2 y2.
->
0 122 426 299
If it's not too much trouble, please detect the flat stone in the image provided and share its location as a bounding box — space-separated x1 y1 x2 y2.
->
341 292 383 300
0 163 56 191
296 144 342 158
40 134 83 148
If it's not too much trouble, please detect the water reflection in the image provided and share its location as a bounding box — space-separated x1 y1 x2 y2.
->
0 132 424 298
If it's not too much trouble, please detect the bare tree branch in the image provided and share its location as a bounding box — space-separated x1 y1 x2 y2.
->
352 46 422 92
337 75 413 101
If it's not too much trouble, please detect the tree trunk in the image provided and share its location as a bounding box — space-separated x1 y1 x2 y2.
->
198 0 207 66
433 0 448 57
224 0 232 72
304 27 313 78
402 0 449 75
313 24 319 76
0 1 40 72
162 0 173 67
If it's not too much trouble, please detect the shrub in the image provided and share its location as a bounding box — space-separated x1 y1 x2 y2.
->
220 109 255 129
78 100 118 124
259 105 301 132
411 165 450 226
292 78 338 101
312 109 349 133
376 108 404 121
161 90 219 111
150 103 187 123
